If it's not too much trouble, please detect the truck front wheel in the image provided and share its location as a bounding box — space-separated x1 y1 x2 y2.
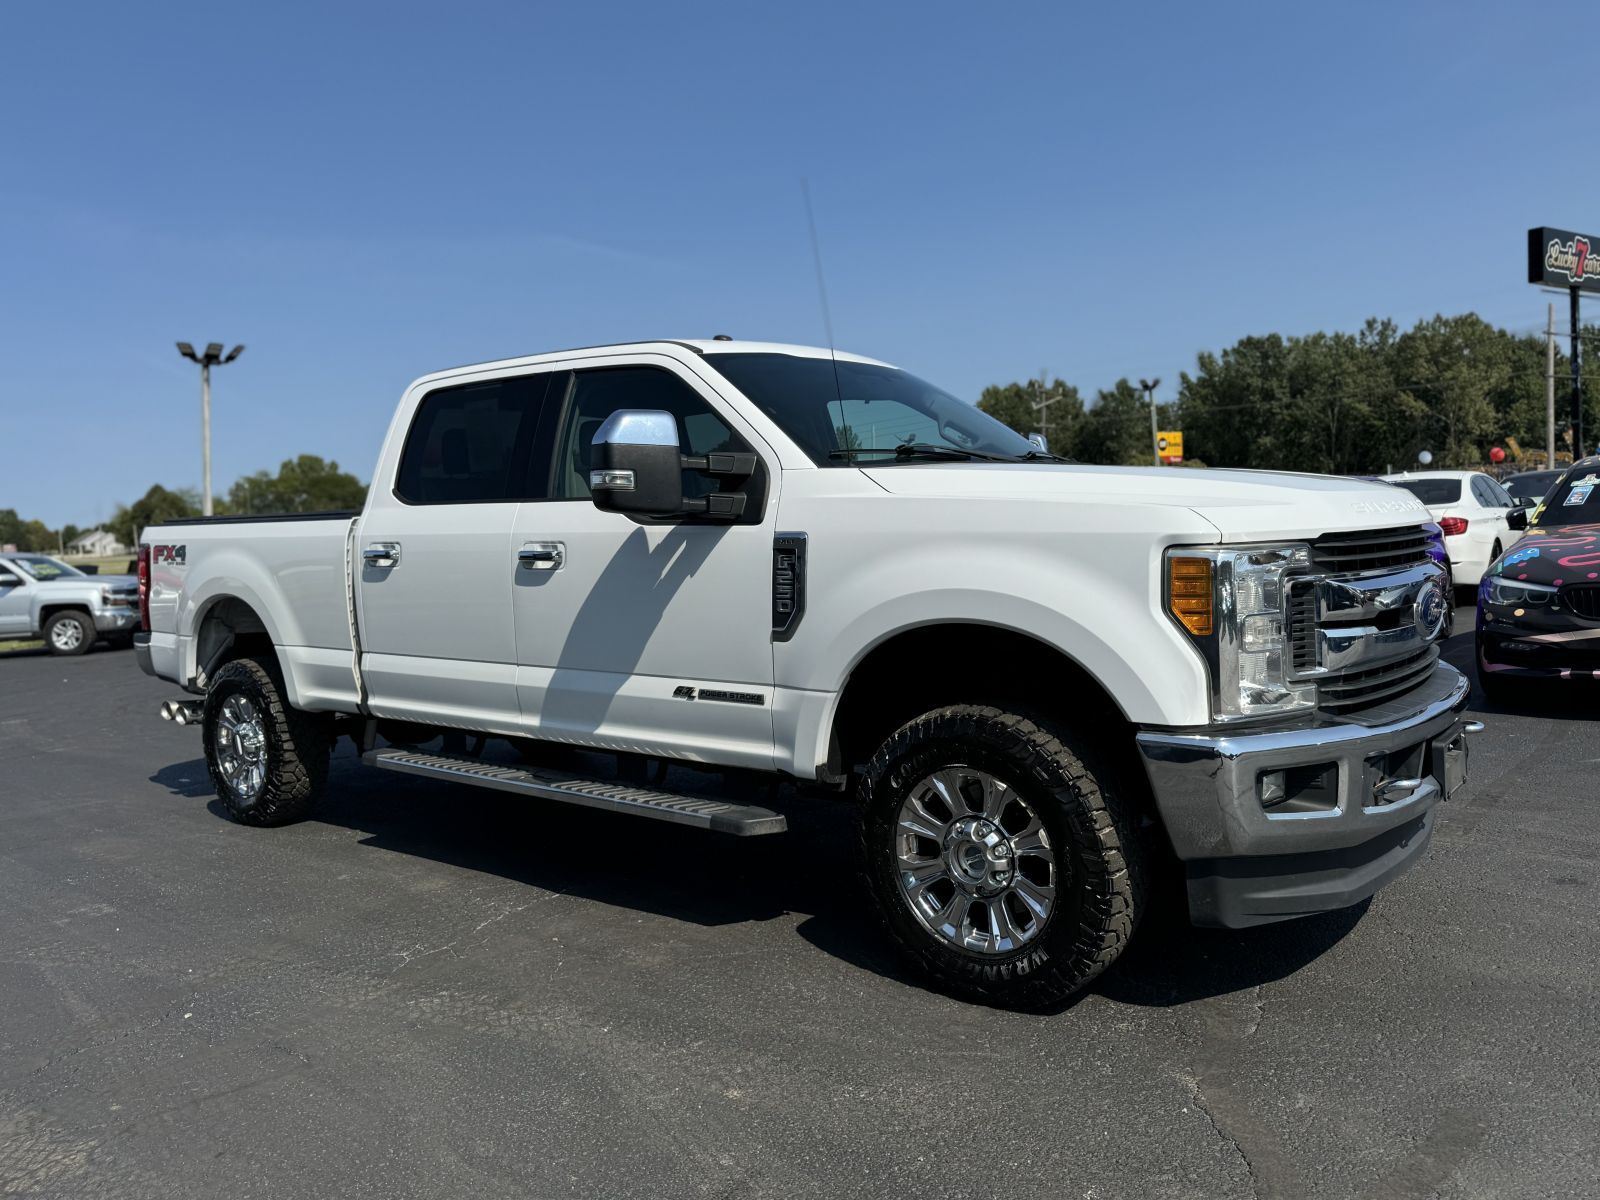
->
859 705 1146 1009
44 610 95 656
202 656 331 826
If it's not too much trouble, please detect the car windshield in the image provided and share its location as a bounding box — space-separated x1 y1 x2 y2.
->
1503 471 1561 503
1531 469 1600 528
1391 478 1461 505
10 555 84 581
706 352 1038 466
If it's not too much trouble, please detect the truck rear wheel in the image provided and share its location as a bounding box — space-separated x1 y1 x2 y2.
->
202 656 331 826
859 704 1145 1009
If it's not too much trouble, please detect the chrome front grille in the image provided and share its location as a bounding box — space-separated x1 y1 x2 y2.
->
1317 646 1441 712
1288 525 1442 714
1308 526 1434 574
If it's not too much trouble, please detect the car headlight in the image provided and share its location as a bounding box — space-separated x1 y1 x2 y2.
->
1480 577 1558 608
1166 544 1316 721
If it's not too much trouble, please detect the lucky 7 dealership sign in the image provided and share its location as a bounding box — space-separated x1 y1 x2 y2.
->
1528 226 1600 293
1529 225 1600 454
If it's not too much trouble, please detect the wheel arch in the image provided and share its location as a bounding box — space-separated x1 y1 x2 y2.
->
826 621 1139 782
190 594 280 690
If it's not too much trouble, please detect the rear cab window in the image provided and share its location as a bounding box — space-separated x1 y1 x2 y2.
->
395 374 552 504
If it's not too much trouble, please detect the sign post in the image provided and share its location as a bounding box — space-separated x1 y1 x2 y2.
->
1528 226 1600 455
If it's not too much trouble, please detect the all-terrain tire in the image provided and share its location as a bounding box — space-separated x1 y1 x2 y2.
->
859 704 1147 1009
44 610 95 656
202 656 332 826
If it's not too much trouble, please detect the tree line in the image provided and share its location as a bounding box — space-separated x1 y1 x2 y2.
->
978 312 1597 472
2 455 367 554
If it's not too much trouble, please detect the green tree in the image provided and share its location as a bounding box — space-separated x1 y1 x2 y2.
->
109 485 203 545
1078 379 1157 465
978 377 1084 451
59 523 82 552
227 455 368 515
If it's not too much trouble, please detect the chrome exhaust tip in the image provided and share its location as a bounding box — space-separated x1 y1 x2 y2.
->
160 700 203 726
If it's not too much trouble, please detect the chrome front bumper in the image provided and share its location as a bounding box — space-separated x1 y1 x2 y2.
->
1135 664 1474 927
94 608 140 633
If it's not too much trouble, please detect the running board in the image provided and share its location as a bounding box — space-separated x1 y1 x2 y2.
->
362 748 787 836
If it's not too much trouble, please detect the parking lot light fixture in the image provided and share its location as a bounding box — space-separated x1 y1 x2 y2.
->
175 340 246 516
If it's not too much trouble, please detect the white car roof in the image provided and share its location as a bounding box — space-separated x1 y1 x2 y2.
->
411 339 897 390
1380 470 1483 481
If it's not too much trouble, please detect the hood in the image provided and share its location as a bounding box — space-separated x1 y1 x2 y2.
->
38 573 137 589
1487 524 1600 586
859 463 1430 542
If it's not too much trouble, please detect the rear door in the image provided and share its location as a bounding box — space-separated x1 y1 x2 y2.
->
355 369 555 734
508 356 780 770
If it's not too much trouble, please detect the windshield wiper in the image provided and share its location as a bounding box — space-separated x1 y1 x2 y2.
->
1020 449 1073 463
828 443 1019 463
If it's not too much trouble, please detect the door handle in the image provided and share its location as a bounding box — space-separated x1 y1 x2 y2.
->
363 542 401 569
518 542 565 571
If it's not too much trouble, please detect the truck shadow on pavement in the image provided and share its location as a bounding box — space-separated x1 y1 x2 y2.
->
155 742 1372 1014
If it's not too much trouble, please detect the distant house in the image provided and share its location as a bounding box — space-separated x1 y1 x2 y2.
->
66 528 126 557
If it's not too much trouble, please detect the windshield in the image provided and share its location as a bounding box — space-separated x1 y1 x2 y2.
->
1503 471 1561 503
1531 469 1600 528
10 555 84 581
1391 478 1461 505
707 353 1038 465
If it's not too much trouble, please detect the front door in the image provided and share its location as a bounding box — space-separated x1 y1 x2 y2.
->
510 359 779 770
355 369 554 734
0 566 30 636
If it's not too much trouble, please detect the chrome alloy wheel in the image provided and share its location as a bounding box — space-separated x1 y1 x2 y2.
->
894 768 1057 956
50 619 84 651
215 694 268 802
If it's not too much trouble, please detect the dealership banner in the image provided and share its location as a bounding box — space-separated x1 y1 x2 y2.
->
1528 226 1600 293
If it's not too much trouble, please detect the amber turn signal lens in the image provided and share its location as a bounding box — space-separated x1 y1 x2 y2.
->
1168 556 1214 636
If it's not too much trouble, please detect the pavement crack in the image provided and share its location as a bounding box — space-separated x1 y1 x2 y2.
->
1181 1070 1260 1198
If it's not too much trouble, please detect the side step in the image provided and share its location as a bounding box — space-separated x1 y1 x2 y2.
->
362 748 787 836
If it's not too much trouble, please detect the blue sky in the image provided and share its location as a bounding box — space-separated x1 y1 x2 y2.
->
3 0 1594 528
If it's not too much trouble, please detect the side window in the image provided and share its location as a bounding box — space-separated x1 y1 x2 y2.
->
395 374 550 504
550 367 746 501
1469 476 1491 507
1487 479 1514 508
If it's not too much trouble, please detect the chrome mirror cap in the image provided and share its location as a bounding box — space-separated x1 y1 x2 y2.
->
593 409 679 448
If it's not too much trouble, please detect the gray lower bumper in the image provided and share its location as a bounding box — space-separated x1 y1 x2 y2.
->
1135 664 1473 927
133 631 156 677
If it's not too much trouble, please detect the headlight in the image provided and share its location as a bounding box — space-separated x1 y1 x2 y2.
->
1166 544 1316 721
1481 577 1558 608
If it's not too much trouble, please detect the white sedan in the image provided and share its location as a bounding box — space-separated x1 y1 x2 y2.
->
1381 470 1526 590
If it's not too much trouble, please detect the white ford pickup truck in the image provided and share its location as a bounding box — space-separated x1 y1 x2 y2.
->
137 339 1477 1007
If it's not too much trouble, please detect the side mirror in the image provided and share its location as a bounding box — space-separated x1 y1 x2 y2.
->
0 572 19 587
1507 507 1529 530
589 410 684 516
1027 432 1049 453
589 409 756 520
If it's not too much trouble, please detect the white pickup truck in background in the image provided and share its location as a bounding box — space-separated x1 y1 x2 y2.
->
137 339 1478 1008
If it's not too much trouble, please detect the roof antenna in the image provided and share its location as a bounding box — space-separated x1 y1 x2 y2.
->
801 178 846 416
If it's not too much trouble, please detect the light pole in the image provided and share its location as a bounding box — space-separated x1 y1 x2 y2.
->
176 342 244 516
1140 377 1162 466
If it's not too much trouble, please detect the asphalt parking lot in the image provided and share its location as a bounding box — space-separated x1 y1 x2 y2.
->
2 613 1597 1200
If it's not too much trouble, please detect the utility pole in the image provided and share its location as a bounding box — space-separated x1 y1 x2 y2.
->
1140 378 1162 466
176 342 245 516
1547 302 1557 467
1572 287 1585 458
1030 376 1064 449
